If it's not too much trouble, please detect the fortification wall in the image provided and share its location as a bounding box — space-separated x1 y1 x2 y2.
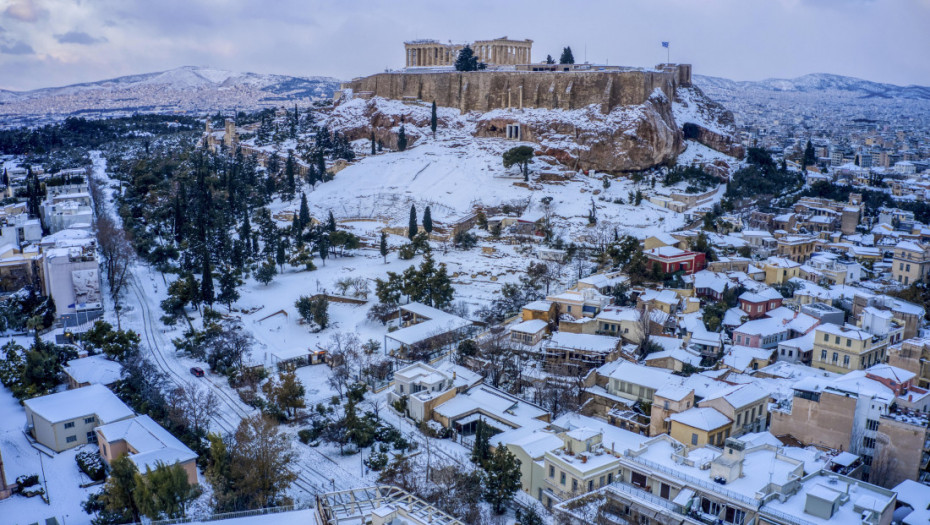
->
341 68 686 114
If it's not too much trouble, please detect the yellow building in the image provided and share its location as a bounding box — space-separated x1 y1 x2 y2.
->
668 407 732 449
763 257 801 285
812 324 891 374
892 241 930 286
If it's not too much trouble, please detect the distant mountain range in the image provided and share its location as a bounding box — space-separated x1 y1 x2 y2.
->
0 66 343 127
694 73 930 101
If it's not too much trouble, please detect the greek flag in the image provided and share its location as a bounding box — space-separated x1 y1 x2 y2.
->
662 41 669 48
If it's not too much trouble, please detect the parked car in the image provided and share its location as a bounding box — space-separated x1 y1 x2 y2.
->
190 367 205 377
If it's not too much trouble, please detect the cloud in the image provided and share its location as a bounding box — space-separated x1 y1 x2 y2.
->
0 40 34 54
3 0 47 23
55 31 107 45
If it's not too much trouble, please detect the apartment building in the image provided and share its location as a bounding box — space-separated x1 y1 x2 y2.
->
812 323 895 374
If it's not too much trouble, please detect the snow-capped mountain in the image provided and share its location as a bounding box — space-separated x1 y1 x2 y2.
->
695 73 930 101
0 66 343 127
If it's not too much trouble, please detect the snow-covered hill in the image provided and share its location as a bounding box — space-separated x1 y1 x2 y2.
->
0 66 342 127
695 73 930 101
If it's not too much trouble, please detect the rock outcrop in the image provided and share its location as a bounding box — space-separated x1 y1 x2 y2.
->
475 89 684 173
673 86 745 159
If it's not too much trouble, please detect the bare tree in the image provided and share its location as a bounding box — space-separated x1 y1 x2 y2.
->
867 433 901 488
96 214 134 317
167 383 219 436
87 173 109 219
325 332 362 399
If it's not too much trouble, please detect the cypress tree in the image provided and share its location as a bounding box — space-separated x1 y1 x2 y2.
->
370 131 376 155
380 231 388 263
430 102 437 134
201 254 214 306
408 205 418 240
559 46 575 64
327 211 336 232
318 234 328 266
423 206 433 234
316 152 326 182
397 125 407 152
276 241 287 272
298 193 310 231
546 54 555 65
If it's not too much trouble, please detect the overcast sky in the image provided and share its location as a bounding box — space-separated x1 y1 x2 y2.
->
1 0 928 91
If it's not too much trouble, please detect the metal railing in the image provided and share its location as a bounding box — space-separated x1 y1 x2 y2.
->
627 455 760 506
143 504 299 525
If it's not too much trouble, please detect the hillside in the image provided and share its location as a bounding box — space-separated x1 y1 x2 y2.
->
0 66 342 128
694 72 930 128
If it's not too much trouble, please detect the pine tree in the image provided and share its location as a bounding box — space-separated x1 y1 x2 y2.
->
217 267 242 311
397 125 408 152
99 455 141 523
380 231 388 263
454 44 481 71
483 445 522 514
803 139 816 168
284 151 296 199
135 462 200 520
370 131 376 155
430 101 437 135
546 54 555 65
559 46 575 64
200 254 215 306
408 205 418 240
423 206 433 234
256 259 277 285
327 210 337 232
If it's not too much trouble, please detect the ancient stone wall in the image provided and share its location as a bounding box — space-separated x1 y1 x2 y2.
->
341 68 686 114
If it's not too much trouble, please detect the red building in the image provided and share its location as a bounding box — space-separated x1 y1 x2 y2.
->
738 289 784 320
643 246 706 275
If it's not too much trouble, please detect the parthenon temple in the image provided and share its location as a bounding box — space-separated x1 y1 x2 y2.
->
404 37 532 68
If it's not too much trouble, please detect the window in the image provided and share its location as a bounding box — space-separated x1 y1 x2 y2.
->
64 421 75 429
549 466 555 478
664 401 669 410
599 475 605 487
84 417 95 424
66 435 77 443
835 336 840 344
87 431 97 443
560 472 566 485
607 473 614 484
832 352 839 363
701 498 722 516
588 480 594 491
572 479 578 491
691 433 698 445
737 413 742 426
821 349 827 360
846 339 852 347
823 333 829 342
866 419 880 431
843 355 850 367
862 436 876 449
726 507 747 525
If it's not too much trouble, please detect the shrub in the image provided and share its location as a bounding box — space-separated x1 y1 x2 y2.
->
298 429 313 444
76 451 106 481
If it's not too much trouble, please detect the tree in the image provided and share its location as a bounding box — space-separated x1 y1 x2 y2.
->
559 46 575 64
295 295 329 332
275 241 287 272
502 146 534 182
803 139 816 168
217 267 242 312
263 368 306 418
298 193 310 232
408 204 418 240
423 206 433 234
255 259 277 285
327 210 337 232
200 255 215 307
430 101 437 135
166 383 218 438
96 215 133 312
471 419 492 466
97 455 141 523
482 445 522 514
545 54 555 64
222 415 296 510
454 44 481 71
370 131 376 155
380 231 388 263
317 233 329 266
397 125 408 152
134 462 201 520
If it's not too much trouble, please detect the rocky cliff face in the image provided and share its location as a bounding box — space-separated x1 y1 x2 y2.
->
673 86 745 159
475 89 684 173
328 83 739 173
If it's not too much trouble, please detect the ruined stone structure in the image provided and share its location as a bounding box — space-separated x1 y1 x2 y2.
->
341 64 691 115
404 36 532 68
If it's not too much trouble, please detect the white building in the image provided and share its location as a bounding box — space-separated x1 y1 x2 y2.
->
41 243 103 327
23 384 135 452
